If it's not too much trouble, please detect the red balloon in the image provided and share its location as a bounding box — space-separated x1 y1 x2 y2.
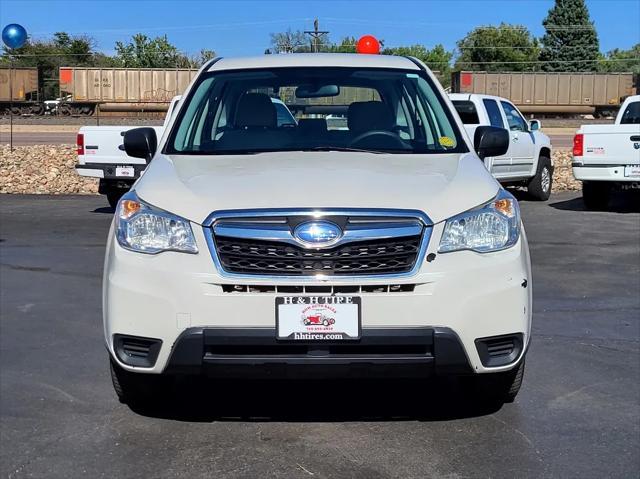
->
356 35 380 54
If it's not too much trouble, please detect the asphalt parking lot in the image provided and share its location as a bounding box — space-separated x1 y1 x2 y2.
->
1 192 638 478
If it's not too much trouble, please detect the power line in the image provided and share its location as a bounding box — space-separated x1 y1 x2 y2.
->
322 17 602 31
30 18 315 36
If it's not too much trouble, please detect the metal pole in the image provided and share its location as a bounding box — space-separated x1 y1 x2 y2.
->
9 57 13 151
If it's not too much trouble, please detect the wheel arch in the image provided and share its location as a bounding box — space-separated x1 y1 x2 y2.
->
538 147 552 166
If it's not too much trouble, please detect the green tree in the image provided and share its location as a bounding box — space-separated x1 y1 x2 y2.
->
382 44 453 83
326 37 358 54
455 24 540 72
114 34 187 68
539 0 599 72
598 44 640 74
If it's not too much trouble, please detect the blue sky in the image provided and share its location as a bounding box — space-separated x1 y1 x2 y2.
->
1 0 638 56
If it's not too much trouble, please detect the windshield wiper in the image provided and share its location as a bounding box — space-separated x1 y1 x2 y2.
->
303 146 399 154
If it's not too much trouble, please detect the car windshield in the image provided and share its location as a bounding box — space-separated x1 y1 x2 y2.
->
166 67 466 155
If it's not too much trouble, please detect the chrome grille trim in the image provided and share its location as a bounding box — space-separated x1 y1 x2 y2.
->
219 284 418 294
202 208 433 281
213 221 423 249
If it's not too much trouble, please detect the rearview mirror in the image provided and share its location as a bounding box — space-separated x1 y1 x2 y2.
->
474 126 509 160
124 127 157 162
529 119 541 131
295 84 340 98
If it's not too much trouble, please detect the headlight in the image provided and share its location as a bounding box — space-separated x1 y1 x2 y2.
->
115 191 198 254
438 189 520 253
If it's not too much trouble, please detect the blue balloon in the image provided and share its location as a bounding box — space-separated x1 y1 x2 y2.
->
2 24 28 49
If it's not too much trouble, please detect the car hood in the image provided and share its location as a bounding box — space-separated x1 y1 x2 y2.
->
135 151 499 225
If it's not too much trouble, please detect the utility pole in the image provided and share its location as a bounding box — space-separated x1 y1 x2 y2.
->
304 19 329 53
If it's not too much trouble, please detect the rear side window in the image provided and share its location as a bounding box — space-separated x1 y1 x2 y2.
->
620 101 640 124
452 101 479 124
483 99 505 128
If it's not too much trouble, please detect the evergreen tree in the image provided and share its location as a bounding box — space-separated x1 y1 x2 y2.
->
540 0 600 72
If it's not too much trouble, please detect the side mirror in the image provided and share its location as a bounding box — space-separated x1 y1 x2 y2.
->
529 119 541 131
474 126 509 160
124 127 157 162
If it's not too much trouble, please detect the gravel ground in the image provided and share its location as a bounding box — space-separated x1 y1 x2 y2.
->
0 145 98 195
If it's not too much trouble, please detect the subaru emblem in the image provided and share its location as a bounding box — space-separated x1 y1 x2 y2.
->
294 220 342 246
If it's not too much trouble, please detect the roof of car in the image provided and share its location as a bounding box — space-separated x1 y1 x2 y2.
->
449 93 505 102
207 53 421 72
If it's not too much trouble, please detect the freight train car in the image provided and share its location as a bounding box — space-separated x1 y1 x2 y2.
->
451 71 638 117
0 67 43 115
58 67 199 115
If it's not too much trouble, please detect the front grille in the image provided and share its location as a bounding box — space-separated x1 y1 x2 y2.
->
214 235 422 276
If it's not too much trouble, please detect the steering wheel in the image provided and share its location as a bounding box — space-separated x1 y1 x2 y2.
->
349 130 408 149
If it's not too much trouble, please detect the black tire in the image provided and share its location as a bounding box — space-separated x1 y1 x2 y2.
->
106 188 125 210
582 181 611 211
468 360 525 405
527 156 553 201
109 357 169 406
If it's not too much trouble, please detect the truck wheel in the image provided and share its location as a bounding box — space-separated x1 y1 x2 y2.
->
109 357 169 406
527 156 553 201
467 360 525 405
582 181 611 211
106 189 125 210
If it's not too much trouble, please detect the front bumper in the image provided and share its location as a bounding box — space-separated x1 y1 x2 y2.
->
113 327 526 378
103 221 532 376
163 327 473 378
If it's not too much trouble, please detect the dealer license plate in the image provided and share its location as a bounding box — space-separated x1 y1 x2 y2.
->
624 165 640 178
115 166 135 178
276 296 361 341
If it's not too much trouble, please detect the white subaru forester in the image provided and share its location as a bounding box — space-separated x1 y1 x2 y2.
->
104 53 532 407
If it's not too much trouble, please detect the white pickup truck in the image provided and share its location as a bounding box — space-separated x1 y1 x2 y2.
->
76 97 297 208
573 95 640 210
450 93 553 201
75 97 179 208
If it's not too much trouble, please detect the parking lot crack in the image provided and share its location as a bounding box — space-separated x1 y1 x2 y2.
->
489 415 547 474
